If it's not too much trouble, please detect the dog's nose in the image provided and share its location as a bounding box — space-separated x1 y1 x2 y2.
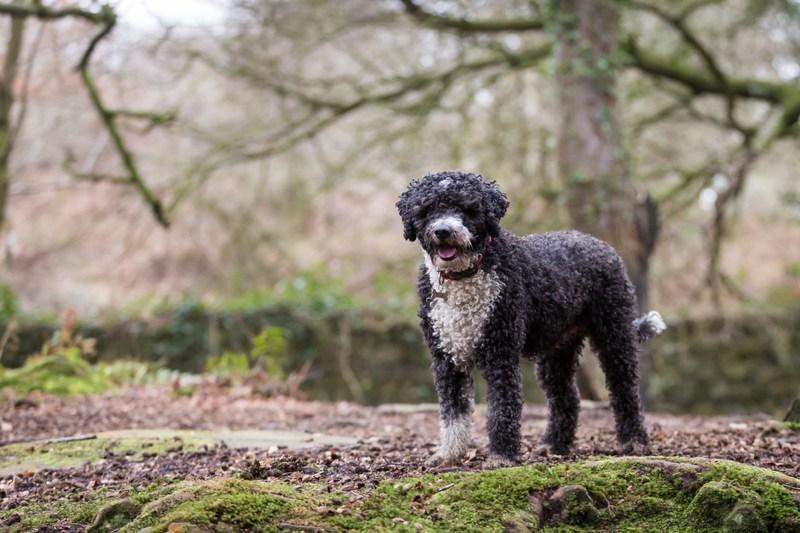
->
434 228 451 240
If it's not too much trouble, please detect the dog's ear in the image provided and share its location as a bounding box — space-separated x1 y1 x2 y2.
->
483 180 509 237
396 186 418 241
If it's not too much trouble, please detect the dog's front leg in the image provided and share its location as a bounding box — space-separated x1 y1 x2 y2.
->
427 354 474 466
482 354 522 467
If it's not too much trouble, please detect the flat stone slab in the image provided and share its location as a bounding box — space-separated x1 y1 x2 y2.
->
212 429 357 449
376 403 439 414
0 429 357 476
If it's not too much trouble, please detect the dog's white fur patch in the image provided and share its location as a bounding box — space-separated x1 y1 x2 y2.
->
424 254 504 368
437 415 471 460
431 215 469 236
642 311 667 334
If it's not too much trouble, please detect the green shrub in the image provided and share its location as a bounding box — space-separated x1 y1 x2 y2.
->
251 326 287 377
205 326 287 378
205 351 250 375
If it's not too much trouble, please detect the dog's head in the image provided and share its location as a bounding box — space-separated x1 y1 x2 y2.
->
396 171 509 272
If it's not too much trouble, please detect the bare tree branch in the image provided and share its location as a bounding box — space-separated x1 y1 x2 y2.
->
624 36 787 104
394 0 799 140
75 15 169 227
210 43 552 163
398 0 544 33
0 2 113 23
0 1 172 228
626 1 752 135
706 144 757 305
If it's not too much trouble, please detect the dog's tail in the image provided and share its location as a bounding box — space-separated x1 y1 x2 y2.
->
633 311 667 343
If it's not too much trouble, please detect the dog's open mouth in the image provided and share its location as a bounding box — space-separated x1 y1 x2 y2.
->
436 246 459 261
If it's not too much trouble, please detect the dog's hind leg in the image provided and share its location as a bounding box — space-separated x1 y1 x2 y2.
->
427 354 474 465
589 308 649 454
534 337 583 455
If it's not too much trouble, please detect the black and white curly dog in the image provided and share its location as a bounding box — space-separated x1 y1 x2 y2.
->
397 171 666 467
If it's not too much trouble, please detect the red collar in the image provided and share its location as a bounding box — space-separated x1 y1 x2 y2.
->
438 236 492 282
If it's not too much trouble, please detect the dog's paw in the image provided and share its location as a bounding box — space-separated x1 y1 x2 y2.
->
425 450 464 467
534 442 570 457
619 440 650 455
484 453 516 469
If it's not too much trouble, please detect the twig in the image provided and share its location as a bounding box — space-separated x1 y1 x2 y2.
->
277 524 327 532
434 482 455 494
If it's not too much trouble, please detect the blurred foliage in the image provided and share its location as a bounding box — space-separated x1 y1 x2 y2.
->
39 311 96 361
222 268 358 314
126 266 419 321
371 270 418 318
205 351 250 375
0 311 185 395
150 299 210 371
764 274 800 310
0 351 109 395
1 302 798 412
206 325 287 378
0 285 17 321
0 351 173 396
251 326 287 377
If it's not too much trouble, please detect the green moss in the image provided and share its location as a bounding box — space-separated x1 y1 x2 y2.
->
0 431 213 475
0 489 111 531
158 488 290 529
3 458 799 532
126 478 300 532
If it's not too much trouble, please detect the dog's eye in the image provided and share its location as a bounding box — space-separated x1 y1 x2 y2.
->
463 203 480 215
413 204 428 218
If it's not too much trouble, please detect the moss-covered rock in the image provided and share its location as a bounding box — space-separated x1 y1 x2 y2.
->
2 457 799 532
688 480 743 526
723 502 767 533
547 484 600 525
87 498 142 533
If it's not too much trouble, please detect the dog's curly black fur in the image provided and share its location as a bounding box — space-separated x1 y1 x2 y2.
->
397 171 665 464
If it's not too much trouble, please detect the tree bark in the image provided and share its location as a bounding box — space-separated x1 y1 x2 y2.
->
553 0 658 398
0 13 26 231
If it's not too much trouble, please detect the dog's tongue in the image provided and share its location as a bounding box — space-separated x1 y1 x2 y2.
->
437 247 458 260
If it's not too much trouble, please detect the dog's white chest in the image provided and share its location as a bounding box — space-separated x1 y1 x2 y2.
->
425 257 503 368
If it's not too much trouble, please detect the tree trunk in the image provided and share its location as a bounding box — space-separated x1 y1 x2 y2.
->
553 0 659 399
0 13 27 231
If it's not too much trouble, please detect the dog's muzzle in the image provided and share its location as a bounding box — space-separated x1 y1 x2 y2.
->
427 216 472 261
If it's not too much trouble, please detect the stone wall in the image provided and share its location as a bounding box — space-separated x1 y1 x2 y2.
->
2 305 798 414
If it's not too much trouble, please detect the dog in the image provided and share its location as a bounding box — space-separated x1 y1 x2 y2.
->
396 171 665 466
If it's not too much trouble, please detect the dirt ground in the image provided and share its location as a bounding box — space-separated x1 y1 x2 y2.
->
1 385 798 515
